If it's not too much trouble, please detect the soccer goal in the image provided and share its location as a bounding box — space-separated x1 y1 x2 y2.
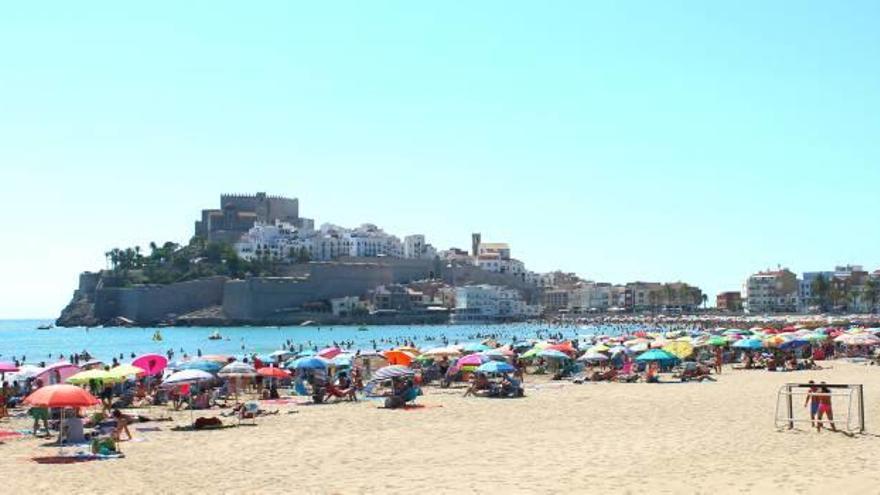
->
774 383 865 433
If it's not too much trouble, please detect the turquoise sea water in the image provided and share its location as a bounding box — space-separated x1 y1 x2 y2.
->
0 319 580 364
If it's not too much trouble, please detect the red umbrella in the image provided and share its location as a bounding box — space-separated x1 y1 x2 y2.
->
257 367 290 379
24 384 99 408
317 347 342 359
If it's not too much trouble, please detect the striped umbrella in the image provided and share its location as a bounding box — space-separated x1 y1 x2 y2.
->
370 365 414 382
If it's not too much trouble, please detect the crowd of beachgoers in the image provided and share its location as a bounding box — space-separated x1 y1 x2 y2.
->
2 315 879 458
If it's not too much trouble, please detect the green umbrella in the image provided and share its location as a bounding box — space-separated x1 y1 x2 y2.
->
708 336 728 346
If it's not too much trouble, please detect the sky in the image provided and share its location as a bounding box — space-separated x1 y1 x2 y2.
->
1 1 878 318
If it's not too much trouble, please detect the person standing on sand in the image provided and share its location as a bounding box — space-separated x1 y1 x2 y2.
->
804 380 820 429
714 346 723 374
816 382 837 432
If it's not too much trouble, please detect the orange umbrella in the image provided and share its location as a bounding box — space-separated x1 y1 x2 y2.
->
383 350 415 366
546 342 575 354
257 367 291 379
24 384 99 408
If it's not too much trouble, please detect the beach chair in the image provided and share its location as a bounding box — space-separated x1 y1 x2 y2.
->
239 401 259 425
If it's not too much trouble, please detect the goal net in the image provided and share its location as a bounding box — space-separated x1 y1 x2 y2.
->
774 383 865 433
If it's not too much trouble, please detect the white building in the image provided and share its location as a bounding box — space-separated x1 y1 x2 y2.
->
236 221 421 262
567 283 614 312
404 234 437 259
452 285 541 323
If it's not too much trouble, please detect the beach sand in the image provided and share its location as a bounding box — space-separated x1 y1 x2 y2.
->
2 362 880 494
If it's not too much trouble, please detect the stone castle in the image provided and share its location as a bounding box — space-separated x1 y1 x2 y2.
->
194 192 315 243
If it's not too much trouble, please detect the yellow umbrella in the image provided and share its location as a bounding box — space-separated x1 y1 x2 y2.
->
106 364 145 379
66 369 121 384
589 343 610 353
663 341 694 359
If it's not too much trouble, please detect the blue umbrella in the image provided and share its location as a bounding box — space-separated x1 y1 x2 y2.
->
462 342 490 353
178 360 222 373
731 338 763 350
290 357 329 371
635 349 678 362
538 349 570 360
476 361 515 374
779 338 810 351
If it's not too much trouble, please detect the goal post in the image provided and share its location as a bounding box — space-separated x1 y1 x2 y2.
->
775 383 865 434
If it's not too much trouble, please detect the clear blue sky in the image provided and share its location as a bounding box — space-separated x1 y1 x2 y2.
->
1 1 878 318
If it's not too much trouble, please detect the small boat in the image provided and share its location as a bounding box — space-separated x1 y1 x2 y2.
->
152 330 163 342
36 324 54 330
208 330 223 340
358 326 368 332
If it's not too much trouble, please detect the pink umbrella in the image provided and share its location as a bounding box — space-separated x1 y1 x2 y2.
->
317 347 342 359
457 354 489 366
132 354 168 376
0 362 18 373
35 362 80 384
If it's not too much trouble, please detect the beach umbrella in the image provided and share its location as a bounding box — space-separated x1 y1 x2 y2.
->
707 336 728 347
179 360 222 373
538 349 570 360
732 338 764 350
269 350 296 361
24 384 99 408
66 369 120 384
0 362 19 373
9 364 41 382
370 365 415 382
663 341 694 360
476 361 515 374
162 369 214 386
332 354 355 367
457 354 489 366
132 354 168 376
519 347 543 359
608 345 630 355
835 333 880 346
461 343 491 353
807 332 828 343
635 349 678 363
590 343 610 353
289 356 330 371
258 367 291 379
296 349 317 357
107 364 145 380
80 359 105 370
35 362 81 384
484 348 514 359
779 338 810 351
218 362 257 377
395 346 421 355
423 346 461 358
577 351 609 362
317 347 343 359
546 342 575 354
383 350 415 366
199 355 232 363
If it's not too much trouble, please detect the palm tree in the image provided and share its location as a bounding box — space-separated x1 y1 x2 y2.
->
812 275 830 311
701 293 708 310
865 279 879 314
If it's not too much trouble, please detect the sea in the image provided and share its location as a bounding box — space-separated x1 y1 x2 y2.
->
0 319 604 364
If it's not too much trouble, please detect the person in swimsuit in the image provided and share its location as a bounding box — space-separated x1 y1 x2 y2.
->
816 382 836 432
804 380 820 429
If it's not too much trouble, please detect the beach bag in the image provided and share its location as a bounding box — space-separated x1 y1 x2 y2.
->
384 396 405 409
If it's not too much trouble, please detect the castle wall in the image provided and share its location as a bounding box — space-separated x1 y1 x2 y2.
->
94 276 227 325
222 258 436 321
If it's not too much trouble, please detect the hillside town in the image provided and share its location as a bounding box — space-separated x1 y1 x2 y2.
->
58 192 878 328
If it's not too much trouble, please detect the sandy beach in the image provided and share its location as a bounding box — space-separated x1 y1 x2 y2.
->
1 361 878 494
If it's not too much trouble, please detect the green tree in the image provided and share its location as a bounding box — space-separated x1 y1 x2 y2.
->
811 275 829 311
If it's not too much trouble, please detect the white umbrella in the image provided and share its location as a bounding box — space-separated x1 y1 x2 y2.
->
577 351 609 362
162 369 214 386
